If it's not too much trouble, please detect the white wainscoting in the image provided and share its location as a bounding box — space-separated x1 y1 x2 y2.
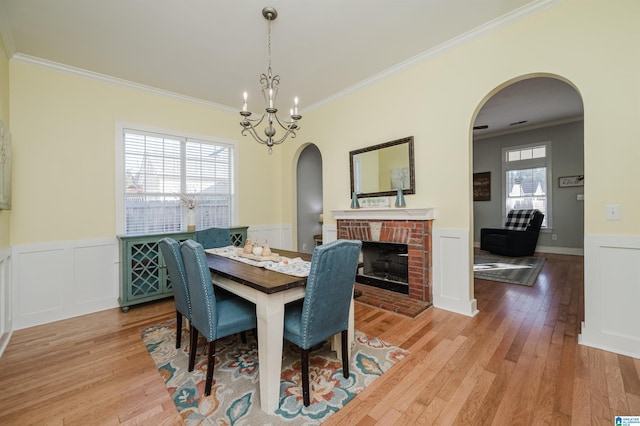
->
0 247 12 357
323 224 337 245
246 224 293 251
580 234 640 358
432 227 478 317
12 238 120 330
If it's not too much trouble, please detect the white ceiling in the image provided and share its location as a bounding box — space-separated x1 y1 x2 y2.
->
0 0 581 136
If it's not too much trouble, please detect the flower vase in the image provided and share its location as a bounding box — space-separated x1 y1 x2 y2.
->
351 192 360 209
187 209 196 231
395 188 406 208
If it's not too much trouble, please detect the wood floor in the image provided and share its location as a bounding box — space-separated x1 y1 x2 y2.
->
1 253 638 425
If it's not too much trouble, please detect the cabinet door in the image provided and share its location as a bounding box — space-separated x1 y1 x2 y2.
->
127 239 163 300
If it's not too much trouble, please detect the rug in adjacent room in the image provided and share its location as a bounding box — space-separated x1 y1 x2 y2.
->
473 253 545 286
141 319 409 425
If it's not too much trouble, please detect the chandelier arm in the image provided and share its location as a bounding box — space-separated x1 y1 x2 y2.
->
241 126 269 146
267 126 299 146
271 113 299 129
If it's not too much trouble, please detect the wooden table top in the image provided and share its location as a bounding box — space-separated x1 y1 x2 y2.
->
205 248 312 294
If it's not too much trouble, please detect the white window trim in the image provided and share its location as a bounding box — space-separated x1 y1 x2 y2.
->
114 121 240 235
501 141 553 229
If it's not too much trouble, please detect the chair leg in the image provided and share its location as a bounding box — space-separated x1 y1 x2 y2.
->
188 325 198 372
240 331 247 344
341 330 349 378
175 311 182 349
205 341 216 396
301 348 310 406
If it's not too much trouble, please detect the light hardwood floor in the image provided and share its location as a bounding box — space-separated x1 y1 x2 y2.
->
1 253 639 425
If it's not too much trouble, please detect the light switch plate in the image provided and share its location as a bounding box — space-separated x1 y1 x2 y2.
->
606 204 621 220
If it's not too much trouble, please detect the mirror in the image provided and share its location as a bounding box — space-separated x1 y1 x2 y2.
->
349 136 415 199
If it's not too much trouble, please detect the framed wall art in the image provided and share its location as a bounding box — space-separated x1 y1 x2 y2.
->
0 120 11 210
558 175 584 188
473 172 491 201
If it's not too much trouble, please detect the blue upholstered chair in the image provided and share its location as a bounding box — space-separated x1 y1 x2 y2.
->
158 238 191 351
180 239 257 396
194 227 233 249
283 239 362 406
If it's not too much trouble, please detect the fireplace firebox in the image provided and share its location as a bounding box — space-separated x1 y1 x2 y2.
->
357 241 409 294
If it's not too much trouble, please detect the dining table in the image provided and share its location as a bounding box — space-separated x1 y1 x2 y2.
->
205 247 355 414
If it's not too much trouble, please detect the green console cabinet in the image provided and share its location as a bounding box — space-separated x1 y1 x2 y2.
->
118 227 248 312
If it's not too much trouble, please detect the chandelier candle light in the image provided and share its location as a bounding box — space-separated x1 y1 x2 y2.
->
240 7 302 154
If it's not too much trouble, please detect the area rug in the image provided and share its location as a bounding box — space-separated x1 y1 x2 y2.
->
141 319 409 425
473 253 545 286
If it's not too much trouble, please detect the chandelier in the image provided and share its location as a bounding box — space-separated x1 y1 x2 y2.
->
240 7 302 154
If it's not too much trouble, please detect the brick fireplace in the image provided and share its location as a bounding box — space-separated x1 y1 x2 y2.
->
332 208 435 306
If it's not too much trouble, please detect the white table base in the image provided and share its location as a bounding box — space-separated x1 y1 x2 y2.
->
211 273 354 414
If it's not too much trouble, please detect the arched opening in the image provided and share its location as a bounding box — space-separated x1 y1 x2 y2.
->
295 143 323 254
471 74 584 312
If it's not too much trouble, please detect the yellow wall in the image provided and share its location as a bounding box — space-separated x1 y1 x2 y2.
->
6 0 640 247
9 62 284 245
289 0 640 236
0 37 9 249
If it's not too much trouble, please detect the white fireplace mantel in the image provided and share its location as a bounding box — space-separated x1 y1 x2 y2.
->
331 207 436 221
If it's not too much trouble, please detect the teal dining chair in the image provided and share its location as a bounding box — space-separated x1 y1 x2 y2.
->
180 239 258 396
158 238 192 351
283 239 362 406
194 227 233 249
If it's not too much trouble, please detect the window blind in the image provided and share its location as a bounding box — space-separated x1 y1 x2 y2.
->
123 129 233 235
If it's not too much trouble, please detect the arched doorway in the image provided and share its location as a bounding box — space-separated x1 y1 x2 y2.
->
295 144 323 254
471 74 584 301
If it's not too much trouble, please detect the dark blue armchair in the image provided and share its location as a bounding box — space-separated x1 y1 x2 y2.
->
180 239 257 396
283 239 362 406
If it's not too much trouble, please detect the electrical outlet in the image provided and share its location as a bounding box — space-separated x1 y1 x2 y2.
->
552 234 557 241
606 204 621 220
302 243 308 251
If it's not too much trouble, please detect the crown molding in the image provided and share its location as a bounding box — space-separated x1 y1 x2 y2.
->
11 53 237 113
306 0 564 113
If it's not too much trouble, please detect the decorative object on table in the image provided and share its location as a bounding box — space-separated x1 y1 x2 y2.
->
0 120 11 210
474 253 545 287
350 192 360 209
262 243 272 256
179 193 197 231
252 241 264 257
239 6 302 155
394 188 406 208
473 171 491 201
558 175 584 187
244 239 253 254
141 319 409 425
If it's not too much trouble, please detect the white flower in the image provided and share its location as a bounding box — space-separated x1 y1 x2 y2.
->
179 193 196 209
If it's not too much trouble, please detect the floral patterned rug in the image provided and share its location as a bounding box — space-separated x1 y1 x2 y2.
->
141 319 408 425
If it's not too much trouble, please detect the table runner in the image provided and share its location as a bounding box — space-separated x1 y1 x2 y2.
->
205 246 311 277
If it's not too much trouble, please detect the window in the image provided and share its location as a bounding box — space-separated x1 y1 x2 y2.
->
503 142 552 228
117 125 236 236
